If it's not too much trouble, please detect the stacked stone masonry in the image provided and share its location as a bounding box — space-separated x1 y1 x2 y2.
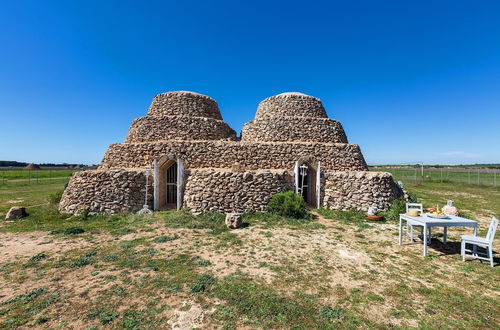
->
60 91 403 215
99 140 367 171
241 117 347 143
323 171 402 211
147 91 222 119
59 169 152 215
125 116 236 143
183 169 294 213
255 93 327 119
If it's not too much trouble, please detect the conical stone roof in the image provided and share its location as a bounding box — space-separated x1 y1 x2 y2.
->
240 92 347 143
125 91 236 143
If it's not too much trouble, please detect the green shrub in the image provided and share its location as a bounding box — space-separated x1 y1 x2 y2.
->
78 208 90 221
406 191 418 203
267 191 307 218
381 197 406 222
48 190 64 205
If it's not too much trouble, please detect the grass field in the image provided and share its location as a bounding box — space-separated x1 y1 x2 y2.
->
0 170 77 187
0 169 77 180
373 168 499 186
0 179 498 328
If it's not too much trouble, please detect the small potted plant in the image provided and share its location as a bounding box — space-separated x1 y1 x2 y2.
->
366 206 383 221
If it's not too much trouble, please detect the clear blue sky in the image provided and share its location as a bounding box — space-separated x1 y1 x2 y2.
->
1 0 499 165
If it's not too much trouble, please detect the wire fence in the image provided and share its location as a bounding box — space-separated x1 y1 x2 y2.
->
0 169 78 187
371 167 499 187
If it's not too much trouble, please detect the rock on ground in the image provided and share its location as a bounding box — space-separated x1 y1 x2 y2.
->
5 207 28 220
225 213 242 229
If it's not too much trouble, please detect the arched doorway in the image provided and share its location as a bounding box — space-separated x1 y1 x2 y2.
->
294 161 321 208
164 161 178 208
154 158 184 210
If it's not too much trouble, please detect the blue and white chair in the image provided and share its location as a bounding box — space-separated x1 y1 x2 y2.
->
461 217 497 267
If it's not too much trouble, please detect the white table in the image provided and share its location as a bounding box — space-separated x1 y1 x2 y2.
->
399 214 478 256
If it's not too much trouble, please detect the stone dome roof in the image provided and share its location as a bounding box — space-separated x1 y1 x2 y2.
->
255 92 327 119
125 91 236 143
240 92 347 144
276 92 310 97
147 91 222 119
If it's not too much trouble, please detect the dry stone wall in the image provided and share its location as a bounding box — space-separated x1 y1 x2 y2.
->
147 91 222 119
183 169 293 213
125 116 236 143
100 140 368 171
322 171 403 211
256 93 327 119
241 117 347 143
59 169 152 215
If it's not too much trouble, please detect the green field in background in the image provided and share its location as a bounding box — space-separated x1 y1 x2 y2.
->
0 169 77 180
374 168 498 186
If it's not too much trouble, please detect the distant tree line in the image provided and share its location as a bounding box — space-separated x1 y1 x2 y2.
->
0 160 94 167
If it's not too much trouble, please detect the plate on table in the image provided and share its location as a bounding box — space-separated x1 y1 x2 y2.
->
426 213 449 219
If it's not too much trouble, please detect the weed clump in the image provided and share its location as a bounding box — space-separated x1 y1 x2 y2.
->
47 190 64 204
50 226 85 235
189 274 217 294
29 253 48 262
68 251 97 268
267 191 307 218
153 235 179 243
161 210 228 234
87 308 118 325
319 305 343 321
1 288 47 306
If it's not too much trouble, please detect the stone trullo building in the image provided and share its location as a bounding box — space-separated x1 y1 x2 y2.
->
60 91 402 215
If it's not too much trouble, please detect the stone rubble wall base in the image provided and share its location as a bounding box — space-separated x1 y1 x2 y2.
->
59 169 152 215
59 169 402 216
183 169 294 213
322 171 403 212
99 140 368 172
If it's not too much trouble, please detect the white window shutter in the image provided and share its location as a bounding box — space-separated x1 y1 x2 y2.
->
153 159 159 210
316 161 321 209
177 159 184 210
294 161 300 194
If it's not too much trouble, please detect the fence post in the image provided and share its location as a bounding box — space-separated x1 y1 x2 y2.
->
477 168 480 185
440 168 443 183
414 168 417 184
495 170 497 187
468 170 470 184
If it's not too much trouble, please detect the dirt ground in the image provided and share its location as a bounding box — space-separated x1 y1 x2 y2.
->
0 211 498 329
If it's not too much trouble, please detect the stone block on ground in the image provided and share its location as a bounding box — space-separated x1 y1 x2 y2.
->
5 207 28 220
225 213 242 229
